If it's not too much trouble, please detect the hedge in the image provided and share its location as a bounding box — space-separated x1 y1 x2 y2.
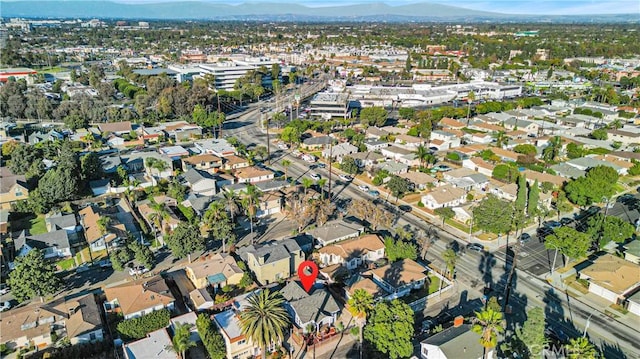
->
196 314 226 359
116 309 170 340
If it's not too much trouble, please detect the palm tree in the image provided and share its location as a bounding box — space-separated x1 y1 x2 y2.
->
466 90 476 125
566 337 598 359
223 190 240 224
282 159 291 181
415 145 429 169
301 178 314 196
347 289 374 359
239 289 291 359
168 323 196 359
493 131 507 148
317 178 327 198
443 248 458 279
204 200 229 251
241 184 261 235
314 198 335 226
471 308 505 359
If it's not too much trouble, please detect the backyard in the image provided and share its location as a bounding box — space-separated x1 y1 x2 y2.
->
10 214 47 235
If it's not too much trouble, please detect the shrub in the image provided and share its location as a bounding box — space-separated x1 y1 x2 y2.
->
116 309 170 340
196 314 226 359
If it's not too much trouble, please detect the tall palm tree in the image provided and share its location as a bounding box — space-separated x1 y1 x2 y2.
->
168 323 196 359
566 337 598 359
204 200 229 252
347 289 374 359
471 308 505 359
223 190 240 224
241 184 261 235
301 178 314 196
282 159 291 181
317 178 327 198
415 145 429 169
493 131 507 148
239 289 291 359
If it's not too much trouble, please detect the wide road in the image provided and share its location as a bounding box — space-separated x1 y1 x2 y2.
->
224 101 640 359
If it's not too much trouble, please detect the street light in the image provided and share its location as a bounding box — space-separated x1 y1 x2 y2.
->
583 313 593 338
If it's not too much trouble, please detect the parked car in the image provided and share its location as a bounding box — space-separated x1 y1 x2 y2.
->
0 284 9 295
316 163 326 169
98 259 112 269
129 266 149 276
399 205 412 212
310 173 321 181
358 185 369 192
367 190 380 198
519 233 531 245
0 301 11 312
467 243 484 252
544 220 561 229
559 217 573 226
339 174 353 182
76 264 90 273
537 227 554 239
420 319 436 334
277 142 289 150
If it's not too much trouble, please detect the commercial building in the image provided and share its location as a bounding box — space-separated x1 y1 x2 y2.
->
196 57 280 90
309 92 351 119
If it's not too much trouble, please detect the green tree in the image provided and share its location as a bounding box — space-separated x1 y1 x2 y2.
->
241 184 261 234
443 248 457 277
80 152 103 181
167 179 187 201
128 241 154 269
196 314 226 359
386 175 410 200
38 167 78 205
473 195 514 235
169 323 197 359
341 156 359 175
434 207 455 226
587 214 635 248
517 307 546 357
116 309 171 340
398 107 416 121
566 337 599 359
363 299 414 359
279 126 301 145
204 200 235 252
239 289 291 359
513 144 537 156
566 143 585 159
359 107 388 127
492 164 520 183
472 308 505 359
542 136 563 163
165 222 204 259
545 227 591 273
515 175 528 216
9 143 40 175
348 289 374 359
110 247 133 271
527 180 540 218
565 166 618 206
63 113 88 130
590 128 608 140
8 249 60 302
384 237 418 262
415 145 430 169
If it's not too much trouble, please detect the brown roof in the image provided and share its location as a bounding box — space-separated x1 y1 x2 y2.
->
367 259 428 289
318 234 385 261
0 166 28 194
474 123 504 132
79 206 125 244
348 276 384 298
224 155 249 166
395 134 424 144
522 170 566 187
491 147 520 161
186 253 243 281
439 117 466 129
469 157 495 171
424 185 466 204
163 121 191 132
183 153 222 166
398 171 438 185
98 121 132 133
581 254 640 295
234 166 273 179
104 276 175 317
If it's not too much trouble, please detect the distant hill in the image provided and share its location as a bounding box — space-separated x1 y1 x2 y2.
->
1 1 637 22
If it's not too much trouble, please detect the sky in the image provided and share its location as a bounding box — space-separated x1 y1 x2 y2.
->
57 0 640 15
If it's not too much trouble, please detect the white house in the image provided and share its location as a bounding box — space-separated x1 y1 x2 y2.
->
234 166 275 183
579 254 640 305
421 185 467 210
420 323 491 359
182 168 217 196
322 142 358 162
317 234 385 270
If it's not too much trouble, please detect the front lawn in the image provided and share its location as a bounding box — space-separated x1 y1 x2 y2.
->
428 275 443 295
56 257 76 271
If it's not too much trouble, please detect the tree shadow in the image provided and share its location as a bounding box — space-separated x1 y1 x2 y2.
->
600 341 628 359
478 251 496 289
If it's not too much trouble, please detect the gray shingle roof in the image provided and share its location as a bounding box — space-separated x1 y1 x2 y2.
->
305 219 363 244
46 213 77 230
15 229 71 252
238 238 301 265
421 324 484 359
182 168 214 185
281 281 340 325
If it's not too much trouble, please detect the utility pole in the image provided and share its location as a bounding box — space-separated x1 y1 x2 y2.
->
327 140 333 200
264 112 271 165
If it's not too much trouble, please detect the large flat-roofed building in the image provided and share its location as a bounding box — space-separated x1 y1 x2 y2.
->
0 67 37 83
197 57 280 90
310 92 351 119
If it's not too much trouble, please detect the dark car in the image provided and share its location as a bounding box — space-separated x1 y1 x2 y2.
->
519 233 531 245
560 217 573 226
467 243 484 252
537 227 554 238
398 205 412 212
544 220 561 229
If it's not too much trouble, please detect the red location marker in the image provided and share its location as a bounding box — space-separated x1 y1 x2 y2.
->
297 260 319 293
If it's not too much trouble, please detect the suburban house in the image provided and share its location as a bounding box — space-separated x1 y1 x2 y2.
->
182 168 217 196
170 312 200 344
421 185 467 210
123 328 177 359
430 130 461 149
136 197 181 234
181 194 215 217
363 139 390 151
626 291 640 317
363 259 429 300
45 212 79 235
420 323 491 359
301 135 333 150
0 294 104 350
121 152 173 179
623 240 640 264
350 151 385 168
213 293 263 359
79 205 127 252
281 281 341 334
237 238 304 285
375 161 410 175
234 166 274 184
257 191 283 217
306 219 365 247
185 253 244 290
398 171 439 190
0 167 29 209
462 157 495 177
164 122 203 141
98 121 132 135
14 230 72 259
322 142 358 162
194 138 237 157
394 134 426 149
159 145 190 159
182 153 223 172
317 234 385 270
578 254 640 305
189 287 215 311
103 276 175 320
223 155 250 170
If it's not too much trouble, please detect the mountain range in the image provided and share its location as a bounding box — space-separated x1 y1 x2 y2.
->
1 1 638 22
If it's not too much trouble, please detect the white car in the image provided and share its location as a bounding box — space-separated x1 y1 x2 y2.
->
0 284 9 295
277 143 289 150
358 185 370 192
0 301 11 312
339 174 353 181
129 266 149 276
310 173 321 181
